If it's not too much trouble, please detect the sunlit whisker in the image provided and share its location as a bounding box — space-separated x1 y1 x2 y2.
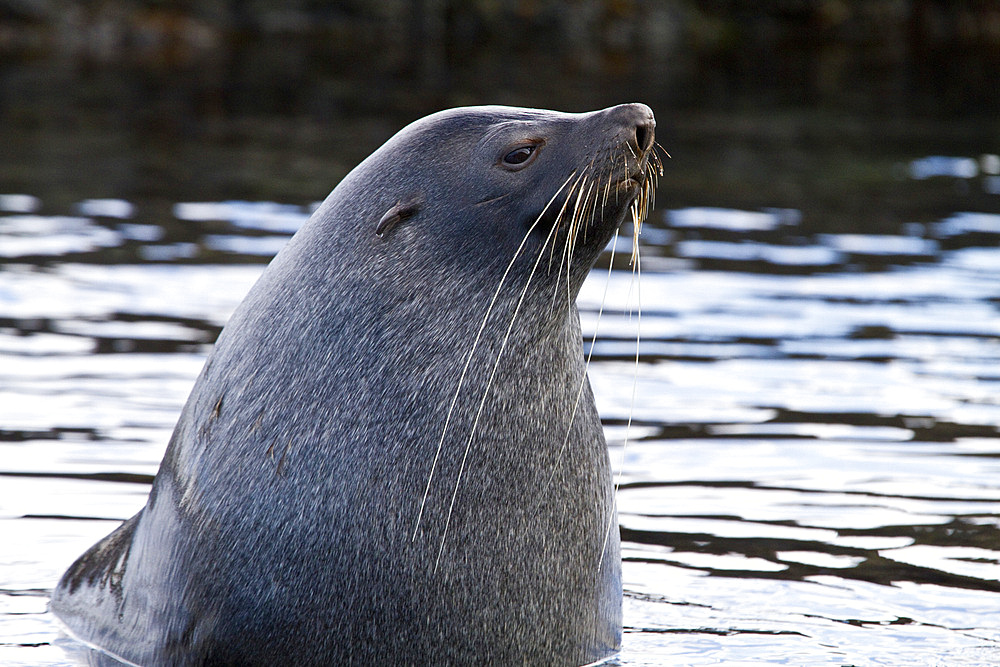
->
564 174 591 309
435 192 568 572
413 170 577 542
548 173 585 274
599 240 641 572
545 227 619 490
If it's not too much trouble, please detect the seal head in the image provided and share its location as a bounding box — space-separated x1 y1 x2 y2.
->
51 103 658 666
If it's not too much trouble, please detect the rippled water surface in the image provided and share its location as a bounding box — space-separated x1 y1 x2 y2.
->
2 171 1000 664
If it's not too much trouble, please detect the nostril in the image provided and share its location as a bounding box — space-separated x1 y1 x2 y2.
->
634 122 654 153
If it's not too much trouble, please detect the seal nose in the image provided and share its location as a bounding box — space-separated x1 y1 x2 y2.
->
635 119 654 154
607 103 656 153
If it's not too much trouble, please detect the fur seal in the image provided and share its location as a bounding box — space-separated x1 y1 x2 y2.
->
51 103 659 666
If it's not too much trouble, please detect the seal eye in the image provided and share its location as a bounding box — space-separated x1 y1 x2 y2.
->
501 144 539 170
505 147 533 164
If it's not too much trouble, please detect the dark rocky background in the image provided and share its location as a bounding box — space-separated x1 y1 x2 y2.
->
1 0 998 232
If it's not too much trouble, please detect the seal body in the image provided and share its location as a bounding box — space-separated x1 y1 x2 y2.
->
51 103 657 666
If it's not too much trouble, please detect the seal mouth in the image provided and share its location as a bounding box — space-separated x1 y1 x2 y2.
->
613 141 661 211
529 107 665 276
602 125 665 264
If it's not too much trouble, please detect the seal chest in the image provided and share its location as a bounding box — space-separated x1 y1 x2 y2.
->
51 103 658 666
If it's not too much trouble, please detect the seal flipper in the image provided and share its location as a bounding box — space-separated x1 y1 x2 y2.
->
50 513 140 648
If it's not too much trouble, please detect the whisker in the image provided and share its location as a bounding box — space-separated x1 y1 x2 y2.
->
602 171 612 212
566 176 595 309
653 140 671 161
581 176 598 243
551 173 589 308
545 227 618 488
598 238 641 573
434 201 566 572
617 151 626 200
429 129 662 567
412 171 577 541
548 173 586 275
473 193 513 207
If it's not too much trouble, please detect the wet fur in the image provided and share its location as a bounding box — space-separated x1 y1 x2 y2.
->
50 104 658 666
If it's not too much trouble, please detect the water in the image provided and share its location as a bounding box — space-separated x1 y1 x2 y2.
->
3 4 999 660
2 175 998 664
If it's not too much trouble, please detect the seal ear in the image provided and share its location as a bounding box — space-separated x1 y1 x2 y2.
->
375 194 424 238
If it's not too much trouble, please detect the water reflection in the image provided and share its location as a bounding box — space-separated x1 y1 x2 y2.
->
2 193 999 664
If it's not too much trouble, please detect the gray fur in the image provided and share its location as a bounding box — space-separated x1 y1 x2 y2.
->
51 104 655 666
